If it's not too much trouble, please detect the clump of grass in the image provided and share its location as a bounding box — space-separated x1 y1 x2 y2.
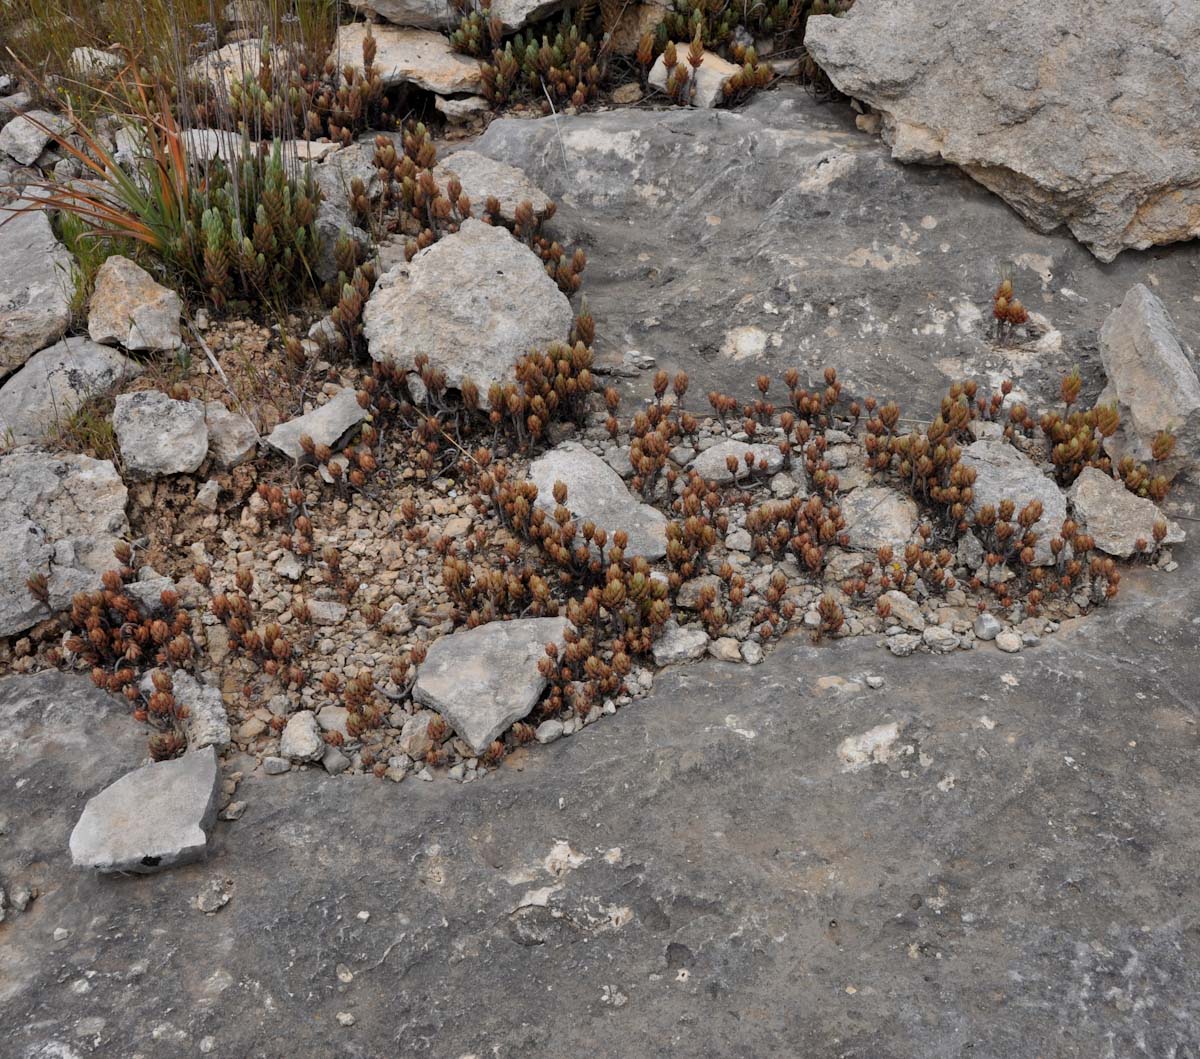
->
45 389 119 461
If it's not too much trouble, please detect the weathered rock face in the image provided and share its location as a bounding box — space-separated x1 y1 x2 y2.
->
689 440 784 484
1068 468 1185 558
471 88 1200 419
487 0 567 31
840 485 918 554
265 386 367 460
0 203 72 376
647 47 740 109
413 616 568 754
0 109 69 165
609 0 668 55
528 441 668 560
187 39 265 93
364 218 574 391
112 391 208 478
960 439 1068 565
170 672 231 751
331 24 483 94
88 255 182 351
0 338 142 446
69 746 220 874
1098 284 1200 480
434 149 553 224
805 0 1200 262
347 0 453 29
0 453 128 637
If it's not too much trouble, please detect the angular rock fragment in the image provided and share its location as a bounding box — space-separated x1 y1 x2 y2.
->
805 0 1200 261
960 439 1068 565
840 485 918 553
88 255 182 351
348 0 453 29
1068 468 1185 558
413 617 569 755
0 338 142 446
112 391 208 478
0 201 72 374
172 672 231 751
433 149 552 225
652 622 709 666
280 711 324 762
0 452 128 637
528 441 668 560
1098 284 1200 479
265 387 367 460
0 109 69 165
69 747 220 873
689 440 784 484
648 47 739 109
331 24 483 95
203 400 258 467
364 218 573 391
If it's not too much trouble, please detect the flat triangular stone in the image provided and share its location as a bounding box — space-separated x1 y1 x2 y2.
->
528 441 668 560
69 746 220 873
413 617 568 754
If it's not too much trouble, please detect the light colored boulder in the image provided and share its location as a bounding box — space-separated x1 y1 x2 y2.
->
433 149 552 224
265 386 367 460
806 0 1200 261
528 441 667 560
330 24 483 95
70 47 122 78
960 439 1068 565
364 218 573 391
69 747 220 873
648 47 740 109
112 391 208 478
187 39 266 93
0 202 72 375
280 711 324 762
413 617 569 755
0 338 142 446
1068 467 1185 558
0 453 128 637
1098 284 1200 479
88 255 182 351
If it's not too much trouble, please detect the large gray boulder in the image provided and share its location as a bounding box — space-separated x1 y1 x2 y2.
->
330 24 482 94
0 338 142 446
69 747 220 874
1098 284 1200 480
0 452 128 636
470 88 1200 419
528 441 668 561
364 218 574 392
413 616 568 754
0 109 69 165
87 255 182 351
959 439 1068 565
112 390 208 478
805 0 1200 262
0 202 72 376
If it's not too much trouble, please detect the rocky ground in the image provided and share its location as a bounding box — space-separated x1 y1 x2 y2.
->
2 0 1200 1054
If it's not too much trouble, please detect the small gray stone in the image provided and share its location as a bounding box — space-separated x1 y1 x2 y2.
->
280 711 323 762
172 672 230 751
887 633 922 657
112 391 208 478
0 109 69 165
528 441 668 561
413 617 569 755
69 747 220 874
648 46 740 109
741 641 764 665
316 706 350 740
204 401 258 467
535 719 564 744
922 626 959 654
689 440 784 484
881 590 925 632
652 622 709 666
841 486 919 554
676 574 722 610
307 599 347 626
322 745 351 775
995 630 1022 654
265 387 367 461
769 472 798 498
865 675 885 689
195 478 221 511
263 756 290 775
725 527 753 552
973 612 1003 641
708 637 742 662
1068 467 1185 558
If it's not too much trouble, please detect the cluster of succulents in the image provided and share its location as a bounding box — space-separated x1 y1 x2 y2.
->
34 542 196 759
